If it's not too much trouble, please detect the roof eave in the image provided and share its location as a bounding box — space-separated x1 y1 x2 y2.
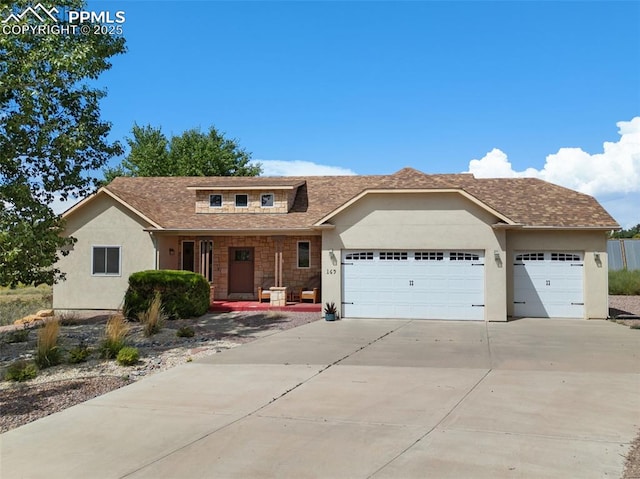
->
146 227 320 236
516 225 621 231
186 181 305 191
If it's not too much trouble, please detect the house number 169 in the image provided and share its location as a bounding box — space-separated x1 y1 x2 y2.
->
325 269 337 275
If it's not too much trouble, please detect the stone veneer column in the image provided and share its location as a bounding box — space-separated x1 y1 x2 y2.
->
269 287 287 306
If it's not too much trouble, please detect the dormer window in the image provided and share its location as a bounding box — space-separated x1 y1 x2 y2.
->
209 194 222 208
261 193 274 208
235 194 248 208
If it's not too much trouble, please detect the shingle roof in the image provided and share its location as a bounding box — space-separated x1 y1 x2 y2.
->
98 167 618 231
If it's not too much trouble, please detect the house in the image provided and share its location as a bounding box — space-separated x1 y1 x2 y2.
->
53 167 619 321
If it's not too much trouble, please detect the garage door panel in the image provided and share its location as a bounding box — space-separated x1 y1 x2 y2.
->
342 250 485 320
513 252 584 318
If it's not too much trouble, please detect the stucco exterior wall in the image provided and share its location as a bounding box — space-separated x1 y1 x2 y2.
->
321 192 507 321
506 230 609 319
53 196 155 310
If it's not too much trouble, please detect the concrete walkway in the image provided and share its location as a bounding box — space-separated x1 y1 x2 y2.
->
2 318 639 478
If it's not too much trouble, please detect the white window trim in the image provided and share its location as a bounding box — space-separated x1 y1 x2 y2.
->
297 241 311 269
91 245 122 277
260 192 275 208
209 193 223 208
235 193 249 208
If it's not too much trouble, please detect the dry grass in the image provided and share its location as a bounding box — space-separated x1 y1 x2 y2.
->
138 292 165 337
100 314 130 359
0 285 52 327
36 320 61 368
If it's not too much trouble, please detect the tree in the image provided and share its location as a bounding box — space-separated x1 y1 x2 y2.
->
103 124 170 182
104 124 261 180
0 0 126 286
609 224 640 239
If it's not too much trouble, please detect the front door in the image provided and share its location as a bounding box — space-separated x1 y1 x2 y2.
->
228 247 254 294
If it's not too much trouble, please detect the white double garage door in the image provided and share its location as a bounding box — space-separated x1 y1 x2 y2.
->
342 250 584 320
342 250 485 320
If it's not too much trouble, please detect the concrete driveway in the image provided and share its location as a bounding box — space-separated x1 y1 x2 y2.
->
2 318 639 478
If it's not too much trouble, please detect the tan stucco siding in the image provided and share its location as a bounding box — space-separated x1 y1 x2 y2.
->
321 192 507 321
53 196 155 310
506 230 609 319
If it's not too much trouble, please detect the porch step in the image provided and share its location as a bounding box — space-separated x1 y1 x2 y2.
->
210 300 322 313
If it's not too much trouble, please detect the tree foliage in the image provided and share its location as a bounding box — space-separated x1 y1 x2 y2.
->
609 224 640 239
103 124 261 182
0 0 126 286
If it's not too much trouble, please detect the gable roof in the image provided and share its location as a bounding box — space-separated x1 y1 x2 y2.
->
68 167 618 232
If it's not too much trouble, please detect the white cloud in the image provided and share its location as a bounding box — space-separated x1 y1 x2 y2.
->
255 160 356 177
467 117 640 196
466 117 640 228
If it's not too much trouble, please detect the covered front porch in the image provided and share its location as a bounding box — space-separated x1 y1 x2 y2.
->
154 233 322 302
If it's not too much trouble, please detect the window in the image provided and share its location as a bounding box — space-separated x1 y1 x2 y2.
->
415 252 444 261
516 252 545 262
209 194 222 208
200 240 214 282
449 252 480 261
92 246 120 275
235 194 248 207
380 252 408 261
261 193 274 207
297 241 310 268
551 253 581 262
345 252 374 261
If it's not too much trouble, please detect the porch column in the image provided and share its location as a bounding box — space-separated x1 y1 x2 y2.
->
273 236 285 287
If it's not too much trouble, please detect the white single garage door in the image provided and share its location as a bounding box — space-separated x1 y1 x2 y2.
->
513 252 584 318
342 250 485 320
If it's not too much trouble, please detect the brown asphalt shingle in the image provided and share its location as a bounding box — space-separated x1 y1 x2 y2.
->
99 167 618 231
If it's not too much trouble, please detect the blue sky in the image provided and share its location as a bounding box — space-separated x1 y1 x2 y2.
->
81 0 639 227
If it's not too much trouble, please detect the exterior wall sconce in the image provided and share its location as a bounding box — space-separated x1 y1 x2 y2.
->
494 250 501 261
329 249 337 265
169 248 175 256
594 252 601 262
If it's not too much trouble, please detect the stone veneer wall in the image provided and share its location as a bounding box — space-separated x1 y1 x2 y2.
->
173 235 321 299
195 190 290 214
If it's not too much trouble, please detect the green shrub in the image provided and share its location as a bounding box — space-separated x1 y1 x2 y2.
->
3 329 29 343
35 320 61 368
116 346 139 366
68 344 91 364
176 325 195 338
4 360 38 382
123 270 210 320
138 291 166 336
100 314 130 359
609 269 640 295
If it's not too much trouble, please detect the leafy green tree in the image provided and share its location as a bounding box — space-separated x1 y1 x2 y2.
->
104 124 261 180
609 224 640 239
103 124 170 182
0 0 126 286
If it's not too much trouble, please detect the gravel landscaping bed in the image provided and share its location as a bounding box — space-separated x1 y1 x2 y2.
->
0 310 320 433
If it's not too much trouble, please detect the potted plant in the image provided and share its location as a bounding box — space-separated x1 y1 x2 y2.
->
324 302 337 321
